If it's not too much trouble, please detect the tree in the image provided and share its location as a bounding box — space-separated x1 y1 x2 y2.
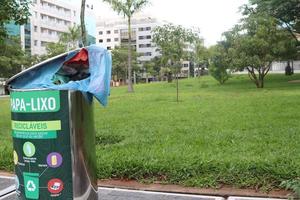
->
142 61 155 83
111 45 140 84
45 25 82 58
194 40 209 77
0 0 31 40
60 25 81 50
208 45 231 85
248 0 300 41
45 42 67 58
103 0 149 93
80 0 87 46
152 24 200 101
228 13 298 88
152 24 200 72
0 37 32 78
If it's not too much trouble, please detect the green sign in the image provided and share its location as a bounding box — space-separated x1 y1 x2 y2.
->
10 90 60 113
12 90 73 200
23 172 39 199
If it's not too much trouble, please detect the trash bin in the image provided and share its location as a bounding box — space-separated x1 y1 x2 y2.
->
6 46 112 200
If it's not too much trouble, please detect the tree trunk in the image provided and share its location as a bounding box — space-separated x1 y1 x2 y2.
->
127 17 134 92
247 67 261 88
167 72 172 83
176 72 179 102
80 0 87 46
258 73 264 88
146 73 149 83
133 71 136 85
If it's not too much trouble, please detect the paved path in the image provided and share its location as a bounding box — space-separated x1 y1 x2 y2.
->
0 176 223 200
99 188 223 200
1 188 223 200
0 176 286 200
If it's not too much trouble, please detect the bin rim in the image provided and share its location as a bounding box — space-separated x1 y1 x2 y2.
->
8 87 80 93
5 48 82 87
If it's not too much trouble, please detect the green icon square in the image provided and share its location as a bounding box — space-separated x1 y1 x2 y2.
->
23 172 39 199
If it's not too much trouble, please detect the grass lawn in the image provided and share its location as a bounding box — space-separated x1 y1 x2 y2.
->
1 74 300 191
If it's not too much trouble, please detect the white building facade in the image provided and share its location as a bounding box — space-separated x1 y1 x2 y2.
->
18 0 97 56
27 0 78 55
96 17 161 62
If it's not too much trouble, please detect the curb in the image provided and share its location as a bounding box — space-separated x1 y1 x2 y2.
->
98 180 292 199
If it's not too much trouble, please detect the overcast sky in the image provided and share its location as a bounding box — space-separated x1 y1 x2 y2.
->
93 0 249 46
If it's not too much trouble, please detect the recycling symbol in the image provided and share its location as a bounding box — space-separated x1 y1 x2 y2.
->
26 180 36 192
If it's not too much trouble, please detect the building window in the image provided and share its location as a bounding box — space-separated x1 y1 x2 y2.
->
99 31 103 35
114 30 119 34
64 21 70 26
41 28 46 34
114 38 119 42
138 27 144 31
99 39 103 43
106 30 111 34
139 35 151 40
144 52 152 56
107 46 111 50
139 43 151 48
146 27 151 31
34 40 38 46
34 26 38 32
107 38 111 42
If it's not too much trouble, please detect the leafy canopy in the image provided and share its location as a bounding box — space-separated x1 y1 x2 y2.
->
248 0 300 39
103 0 149 18
152 24 200 64
111 45 140 81
209 44 231 85
0 0 31 40
227 13 298 88
0 37 34 78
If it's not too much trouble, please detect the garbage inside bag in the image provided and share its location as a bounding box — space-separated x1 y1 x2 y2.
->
52 48 90 84
6 45 112 106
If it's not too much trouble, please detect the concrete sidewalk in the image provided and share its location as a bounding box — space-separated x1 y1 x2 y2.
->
0 176 289 200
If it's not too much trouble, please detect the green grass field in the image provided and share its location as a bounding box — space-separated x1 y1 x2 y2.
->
1 74 300 191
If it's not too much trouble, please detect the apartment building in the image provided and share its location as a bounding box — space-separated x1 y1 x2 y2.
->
27 0 78 55
8 0 97 55
96 16 161 62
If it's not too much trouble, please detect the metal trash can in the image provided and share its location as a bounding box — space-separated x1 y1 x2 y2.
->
5 46 112 200
8 88 98 200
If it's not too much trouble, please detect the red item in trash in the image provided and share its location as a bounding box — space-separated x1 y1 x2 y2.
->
64 48 89 67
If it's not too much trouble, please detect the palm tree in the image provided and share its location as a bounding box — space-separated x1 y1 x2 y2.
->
80 0 87 46
103 0 149 92
60 25 81 50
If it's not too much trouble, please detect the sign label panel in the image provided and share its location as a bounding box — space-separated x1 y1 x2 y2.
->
12 90 73 199
11 91 60 113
